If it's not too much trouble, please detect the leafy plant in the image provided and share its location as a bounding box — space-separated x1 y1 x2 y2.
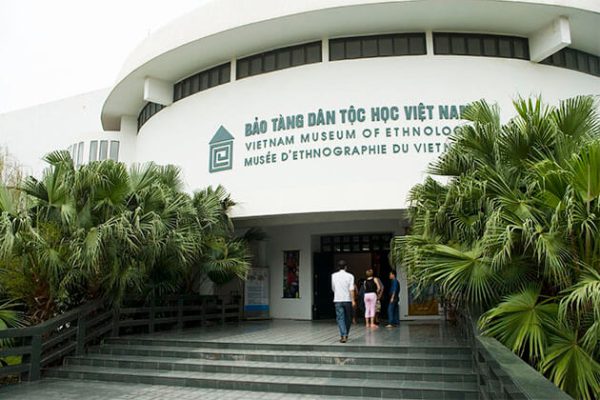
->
394 96 600 399
0 153 250 320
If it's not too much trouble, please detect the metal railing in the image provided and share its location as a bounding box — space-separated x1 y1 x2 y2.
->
0 295 241 383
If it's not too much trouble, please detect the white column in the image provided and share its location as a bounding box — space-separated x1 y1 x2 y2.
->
425 30 434 56
529 17 571 62
120 115 137 134
322 38 329 62
230 57 237 81
143 77 173 106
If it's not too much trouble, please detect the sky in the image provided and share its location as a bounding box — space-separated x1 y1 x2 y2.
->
0 0 207 113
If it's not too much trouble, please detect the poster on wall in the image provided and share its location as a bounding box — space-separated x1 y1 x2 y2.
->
408 284 439 316
244 267 269 319
283 250 300 298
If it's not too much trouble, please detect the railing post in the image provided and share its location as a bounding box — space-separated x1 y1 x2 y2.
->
112 308 120 337
176 297 184 330
149 297 155 333
200 298 206 326
76 312 87 355
28 334 42 381
220 298 226 325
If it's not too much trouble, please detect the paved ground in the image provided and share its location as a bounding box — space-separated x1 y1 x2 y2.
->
0 319 463 399
1 379 357 400
138 319 464 347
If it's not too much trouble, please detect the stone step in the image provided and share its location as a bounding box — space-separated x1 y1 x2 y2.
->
46 365 478 399
104 336 471 355
64 353 477 382
88 344 473 368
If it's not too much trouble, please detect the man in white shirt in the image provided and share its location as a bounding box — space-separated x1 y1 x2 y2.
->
331 260 356 343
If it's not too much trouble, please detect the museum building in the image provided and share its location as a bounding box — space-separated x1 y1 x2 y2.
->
1 0 599 321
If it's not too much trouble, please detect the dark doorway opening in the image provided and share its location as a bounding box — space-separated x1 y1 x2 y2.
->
312 233 393 320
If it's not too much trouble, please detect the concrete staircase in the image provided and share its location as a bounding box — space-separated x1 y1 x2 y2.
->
46 336 478 399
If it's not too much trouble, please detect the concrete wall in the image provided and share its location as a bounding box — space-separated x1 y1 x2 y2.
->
0 88 139 177
135 54 600 217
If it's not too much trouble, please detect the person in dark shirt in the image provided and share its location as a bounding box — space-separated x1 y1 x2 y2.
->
363 269 382 328
386 269 400 328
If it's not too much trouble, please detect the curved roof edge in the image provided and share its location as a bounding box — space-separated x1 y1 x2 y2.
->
101 0 600 131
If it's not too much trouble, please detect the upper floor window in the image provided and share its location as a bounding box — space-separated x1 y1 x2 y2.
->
89 140 98 162
236 42 322 79
173 62 231 102
137 102 165 130
330 33 426 61
541 47 600 77
433 32 529 60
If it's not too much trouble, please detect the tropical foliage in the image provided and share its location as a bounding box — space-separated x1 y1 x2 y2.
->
393 96 600 399
0 151 250 323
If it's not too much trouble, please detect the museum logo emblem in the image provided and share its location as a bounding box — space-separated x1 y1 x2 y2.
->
209 126 234 173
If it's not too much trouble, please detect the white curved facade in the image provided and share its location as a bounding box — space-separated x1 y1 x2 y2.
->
2 0 600 320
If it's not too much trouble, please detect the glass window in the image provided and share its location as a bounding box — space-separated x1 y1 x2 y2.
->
109 141 119 161
89 141 98 162
513 40 527 59
589 57 599 76
362 38 378 57
467 37 481 56
191 75 200 93
209 68 220 87
330 34 425 60
451 36 466 55
329 41 345 60
220 64 231 83
408 35 426 55
184 80 193 97
249 57 263 75
542 47 599 78
306 43 321 63
236 42 320 77
345 39 361 59
291 47 305 66
200 72 210 90
482 37 497 56
264 53 276 72
174 84 183 101
551 51 565 67
378 37 393 56
236 60 249 79
498 38 512 57
99 140 108 161
277 49 291 68
434 33 530 61
393 36 409 55
565 50 577 69
434 35 450 54
77 142 84 166
577 53 588 73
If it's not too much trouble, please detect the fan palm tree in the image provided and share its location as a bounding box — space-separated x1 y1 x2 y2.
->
393 96 600 399
0 152 251 319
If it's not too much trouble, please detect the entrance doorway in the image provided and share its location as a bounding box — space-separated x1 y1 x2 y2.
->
312 233 393 320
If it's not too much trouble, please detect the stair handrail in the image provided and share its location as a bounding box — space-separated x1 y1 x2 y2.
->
0 294 240 384
0 299 104 382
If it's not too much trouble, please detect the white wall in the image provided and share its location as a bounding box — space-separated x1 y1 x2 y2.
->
0 89 109 176
263 217 403 320
135 55 600 217
0 88 139 177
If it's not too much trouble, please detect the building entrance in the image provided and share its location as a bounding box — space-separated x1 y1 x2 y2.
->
312 233 393 320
